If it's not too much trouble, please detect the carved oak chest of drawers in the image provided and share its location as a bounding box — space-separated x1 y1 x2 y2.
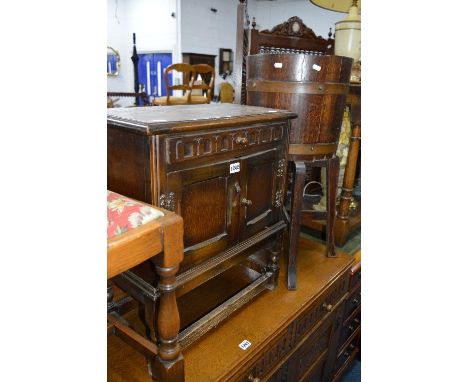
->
107 104 295 347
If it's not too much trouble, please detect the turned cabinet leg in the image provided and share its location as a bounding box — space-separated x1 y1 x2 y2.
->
267 229 284 289
288 160 306 290
326 157 339 258
151 259 184 382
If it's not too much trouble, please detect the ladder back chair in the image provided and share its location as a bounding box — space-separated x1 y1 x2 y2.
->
153 63 195 106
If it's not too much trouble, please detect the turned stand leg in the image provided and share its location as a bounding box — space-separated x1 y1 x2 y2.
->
326 156 339 258
335 123 361 246
150 258 184 382
288 160 306 290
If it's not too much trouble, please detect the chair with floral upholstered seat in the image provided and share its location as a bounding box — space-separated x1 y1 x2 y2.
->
107 190 184 381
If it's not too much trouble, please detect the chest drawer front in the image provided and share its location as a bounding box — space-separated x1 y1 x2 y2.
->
292 314 334 381
165 123 286 165
235 325 295 382
293 272 349 342
338 310 361 350
345 288 361 317
334 334 359 374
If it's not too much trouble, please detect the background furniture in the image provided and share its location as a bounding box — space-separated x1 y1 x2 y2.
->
190 64 215 104
234 4 361 246
108 238 357 382
182 53 216 86
243 15 352 289
107 104 295 349
153 63 194 106
219 82 235 103
219 48 233 76
107 92 150 107
107 191 184 382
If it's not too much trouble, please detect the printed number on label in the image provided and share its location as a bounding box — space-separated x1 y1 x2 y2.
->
239 339 252 350
230 162 240 174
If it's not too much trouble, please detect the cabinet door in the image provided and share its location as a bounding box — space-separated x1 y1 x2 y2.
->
164 161 240 272
239 148 284 241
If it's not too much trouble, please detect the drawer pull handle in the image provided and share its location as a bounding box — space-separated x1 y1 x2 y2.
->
236 136 249 145
322 303 333 312
241 198 253 206
354 318 360 324
348 325 355 331
247 375 260 382
352 298 359 304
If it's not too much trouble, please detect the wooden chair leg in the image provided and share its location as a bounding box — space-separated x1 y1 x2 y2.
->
150 259 184 382
326 157 339 258
288 160 306 290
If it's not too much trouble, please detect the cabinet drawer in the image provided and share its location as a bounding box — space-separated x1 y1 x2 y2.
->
334 335 359 373
165 123 286 165
345 288 361 317
301 356 326 382
236 326 295 382
292 314 334 381
293 272 349 342
338 311 361 350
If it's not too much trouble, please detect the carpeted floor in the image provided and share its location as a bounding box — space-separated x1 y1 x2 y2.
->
340 359 361 382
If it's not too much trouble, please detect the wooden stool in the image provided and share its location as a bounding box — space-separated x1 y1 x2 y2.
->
247 54 353 290
107 190 184 382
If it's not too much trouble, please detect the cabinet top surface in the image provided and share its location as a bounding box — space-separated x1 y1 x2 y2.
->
107 104 296 135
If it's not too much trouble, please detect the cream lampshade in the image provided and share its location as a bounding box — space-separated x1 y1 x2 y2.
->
310 0 361 81
334 0 361 61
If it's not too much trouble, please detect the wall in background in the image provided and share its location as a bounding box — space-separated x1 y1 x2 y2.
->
107 0 345 101
180 0 238 96
248 0 343 38
107 0 179 105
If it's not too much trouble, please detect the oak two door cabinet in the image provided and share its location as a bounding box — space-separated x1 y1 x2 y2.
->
107 104 296 348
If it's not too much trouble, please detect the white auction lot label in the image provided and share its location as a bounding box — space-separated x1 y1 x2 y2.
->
230 162 240 174
239 339 252 350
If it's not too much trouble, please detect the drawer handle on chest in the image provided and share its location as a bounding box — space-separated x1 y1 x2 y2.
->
322 303 333 312
236 136 249 146
241 198 253 206
247 374 260 382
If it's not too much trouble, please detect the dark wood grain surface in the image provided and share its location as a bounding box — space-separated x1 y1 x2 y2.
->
107 104 295 134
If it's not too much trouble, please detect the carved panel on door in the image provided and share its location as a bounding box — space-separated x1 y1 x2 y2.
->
240 149 280 240
165 161 239 271
181 176 228 247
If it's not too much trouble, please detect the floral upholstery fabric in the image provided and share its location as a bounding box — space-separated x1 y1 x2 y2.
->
107 191 164 240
